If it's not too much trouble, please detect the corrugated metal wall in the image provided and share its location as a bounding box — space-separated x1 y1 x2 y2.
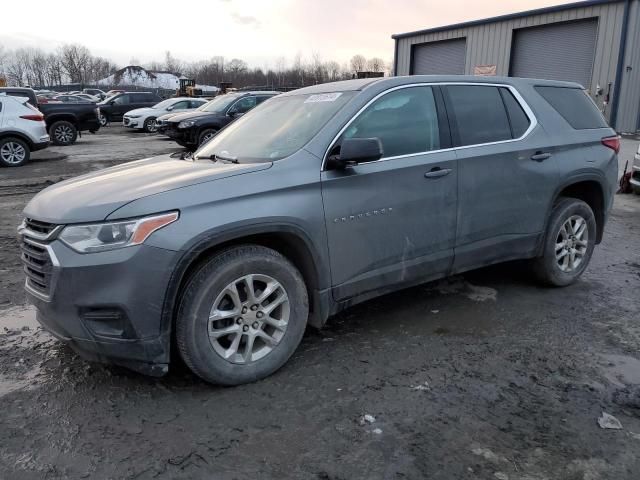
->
617 0 640 132
394 1 640 131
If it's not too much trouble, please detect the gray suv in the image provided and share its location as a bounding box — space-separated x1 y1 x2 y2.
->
19 76 619 385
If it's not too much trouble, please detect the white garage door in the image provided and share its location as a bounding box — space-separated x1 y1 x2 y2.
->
510 19 598 88
411 38 466 75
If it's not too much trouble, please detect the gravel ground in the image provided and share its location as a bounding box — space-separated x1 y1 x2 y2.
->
0 129 639 480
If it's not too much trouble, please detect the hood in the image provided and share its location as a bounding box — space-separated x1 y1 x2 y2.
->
167 110 224 123
24 155 271 223
125 107 154 116
157 112 180 121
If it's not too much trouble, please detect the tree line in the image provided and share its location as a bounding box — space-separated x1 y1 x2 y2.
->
0 44 390 89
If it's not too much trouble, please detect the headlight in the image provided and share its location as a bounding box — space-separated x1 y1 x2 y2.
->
178 120 196 128
127 114 141 119
59 212 179 253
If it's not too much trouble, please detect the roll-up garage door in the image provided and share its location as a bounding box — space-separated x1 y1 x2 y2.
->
411 38 466 75
510 19 597 87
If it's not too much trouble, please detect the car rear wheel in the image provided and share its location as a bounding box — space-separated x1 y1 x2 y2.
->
198 128 217 146
0 137 30 167
143 117 157 133
532 197 596 287
50 121 78 146
176 245 309 385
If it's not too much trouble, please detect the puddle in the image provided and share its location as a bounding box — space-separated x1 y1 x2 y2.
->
0 306 39 332
600 354 640 386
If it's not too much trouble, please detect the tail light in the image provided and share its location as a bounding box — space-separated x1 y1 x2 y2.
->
601 136 620 153
20 114 45 121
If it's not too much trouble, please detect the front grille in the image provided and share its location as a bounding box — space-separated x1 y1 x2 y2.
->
21 238 54 296
24 217 56 236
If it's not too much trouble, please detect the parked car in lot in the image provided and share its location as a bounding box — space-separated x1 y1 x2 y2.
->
1 87 101 145
631 143 640 194
123 97 208 133
83 88 106 100
97 91 162 126
155 111 184 134
0 94 49 167
53 94 96 103
161 91 278 149
19 76 619 385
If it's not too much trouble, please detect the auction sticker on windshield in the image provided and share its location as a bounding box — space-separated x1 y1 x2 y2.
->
304 93 343 103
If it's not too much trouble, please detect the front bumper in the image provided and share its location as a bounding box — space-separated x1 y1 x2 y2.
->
163 124 196 145
631 152 640 189
123 117 142 129
20 231 178 375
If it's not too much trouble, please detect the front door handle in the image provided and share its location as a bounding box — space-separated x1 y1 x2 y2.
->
424 167 452 178
531 151 552 162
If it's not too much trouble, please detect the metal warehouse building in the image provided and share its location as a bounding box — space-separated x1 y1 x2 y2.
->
392 0 640 132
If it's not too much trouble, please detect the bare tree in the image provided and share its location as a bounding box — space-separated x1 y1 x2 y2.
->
350 54 367 73
367 57 386 72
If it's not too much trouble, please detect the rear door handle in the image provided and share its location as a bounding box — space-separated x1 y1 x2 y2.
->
531 152 552 162
424 167 452 178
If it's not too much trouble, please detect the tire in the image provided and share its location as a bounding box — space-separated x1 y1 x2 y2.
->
176 245 309 385
143 117 157 133
532 197 597 287
0 137 31 167
99 113 109 127
50 121 78 146
198 128 217 146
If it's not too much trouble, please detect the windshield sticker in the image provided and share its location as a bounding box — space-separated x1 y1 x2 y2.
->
304 92 342 103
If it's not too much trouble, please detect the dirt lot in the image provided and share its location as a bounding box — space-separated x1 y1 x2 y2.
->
1 129 639 480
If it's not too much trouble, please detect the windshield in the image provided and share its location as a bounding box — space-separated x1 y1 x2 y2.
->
195 91 356 162
153 99 178 110
198 94 242 113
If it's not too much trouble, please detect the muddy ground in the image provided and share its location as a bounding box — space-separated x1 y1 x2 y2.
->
1 130 639 480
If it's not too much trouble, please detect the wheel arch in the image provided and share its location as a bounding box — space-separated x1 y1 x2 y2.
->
547 174 607 246
161 223 331 360
46 115 77 129
0 131 35 149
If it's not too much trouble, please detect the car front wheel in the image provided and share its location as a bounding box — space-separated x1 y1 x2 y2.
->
198 128 217 146
99 113 109 127
143 117 157 133
532 197 596 286
176 245 308 385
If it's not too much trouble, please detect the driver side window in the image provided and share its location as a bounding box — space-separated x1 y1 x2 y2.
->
229 96 257 114
113 95 130 105
342 86 440 159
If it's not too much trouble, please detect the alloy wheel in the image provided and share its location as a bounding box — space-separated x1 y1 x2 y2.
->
208 274 290 364
555 215 589 272
0 141 27 165
54 125 74 144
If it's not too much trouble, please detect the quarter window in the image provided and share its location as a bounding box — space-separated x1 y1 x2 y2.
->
446 85 512 146
499 87 531 138
341 86 441 158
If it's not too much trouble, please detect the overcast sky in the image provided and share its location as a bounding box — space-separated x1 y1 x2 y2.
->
1 0 576 67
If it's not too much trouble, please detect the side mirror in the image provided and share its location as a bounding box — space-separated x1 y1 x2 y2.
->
166 106 174 111
328 137 383 169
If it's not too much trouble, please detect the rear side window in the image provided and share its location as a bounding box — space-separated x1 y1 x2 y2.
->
446 85 512 146
499 88 531 138
535 86 607 129
342 85 441 158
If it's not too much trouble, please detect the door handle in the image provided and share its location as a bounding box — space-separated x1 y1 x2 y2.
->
531 151 552 162
424 167 452 178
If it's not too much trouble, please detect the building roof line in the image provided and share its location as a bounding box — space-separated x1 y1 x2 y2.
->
391 0 622 39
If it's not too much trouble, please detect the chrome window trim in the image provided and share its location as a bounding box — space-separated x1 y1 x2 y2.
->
321 82 538 171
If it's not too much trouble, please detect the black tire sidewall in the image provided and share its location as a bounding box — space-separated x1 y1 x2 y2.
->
0 137 30 167
143 117 157 133
198 129 216 146
538 198 596 286
50 121 77 146
177 246 308 385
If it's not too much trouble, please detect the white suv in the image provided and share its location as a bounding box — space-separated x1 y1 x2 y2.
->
123 97 207 133
0 94 50 167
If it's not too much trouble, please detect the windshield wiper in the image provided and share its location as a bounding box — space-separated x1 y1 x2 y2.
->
195 152 239 164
